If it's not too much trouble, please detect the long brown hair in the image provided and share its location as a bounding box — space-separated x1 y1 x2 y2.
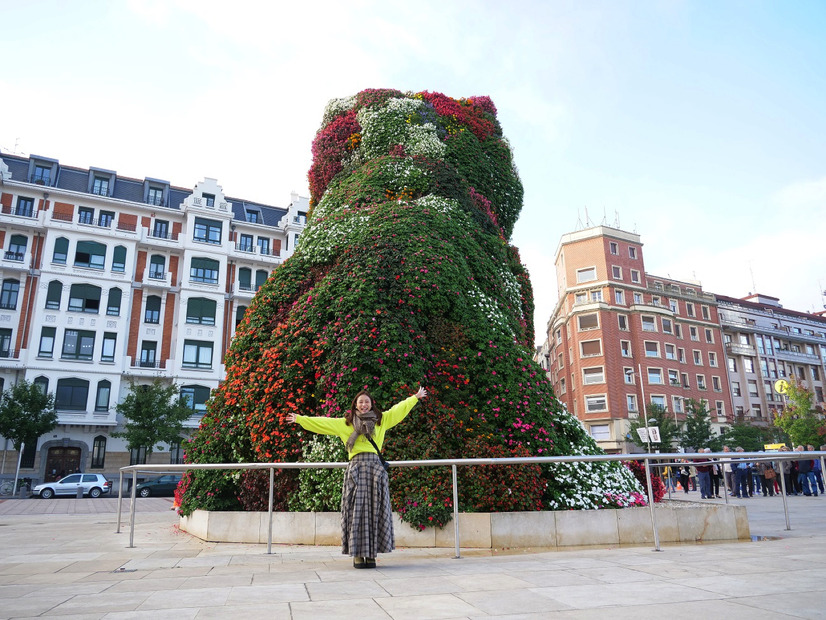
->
345 390 383 426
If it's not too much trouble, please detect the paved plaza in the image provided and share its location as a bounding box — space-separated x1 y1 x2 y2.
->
0 494 824 619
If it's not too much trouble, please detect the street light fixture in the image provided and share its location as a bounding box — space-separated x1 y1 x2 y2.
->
627 364 651 453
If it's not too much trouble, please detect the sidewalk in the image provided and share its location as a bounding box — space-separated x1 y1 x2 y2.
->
0 495 823 619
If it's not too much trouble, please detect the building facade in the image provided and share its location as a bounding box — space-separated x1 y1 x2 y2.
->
717 293 826 424
0 153 307 483
539 226 733 452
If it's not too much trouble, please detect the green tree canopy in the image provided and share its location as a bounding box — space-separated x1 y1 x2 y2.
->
114 380 192 454
719 422 779 452
773 380 826 447
680 399 721 452
628 403 681 453
0 379 57 449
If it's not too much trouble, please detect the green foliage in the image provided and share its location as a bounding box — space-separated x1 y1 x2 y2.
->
289 435 346 512
113 379 192 454
773 380 826 447
719 422 779 452
627 404 681 452
0 379 57 449
681 399 721 452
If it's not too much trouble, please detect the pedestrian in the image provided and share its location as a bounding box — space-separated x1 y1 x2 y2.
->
796 445 818 497
734 447 750 498
695 449 713 499
679 461 691 494
710 451 722 498
722 445 735 495
815 445 826 495
284 386 427 568
758 460 775 496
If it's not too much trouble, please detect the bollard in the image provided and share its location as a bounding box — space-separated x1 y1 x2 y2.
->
19 484 28 499
76 485 83 498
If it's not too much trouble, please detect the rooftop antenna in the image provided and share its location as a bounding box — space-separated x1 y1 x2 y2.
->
575 208 584 231
601 206 608 225
749 261 758 293
584 206 592 227
613 210 621 229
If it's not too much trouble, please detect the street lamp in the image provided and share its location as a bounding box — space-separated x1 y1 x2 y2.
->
627 364 651 453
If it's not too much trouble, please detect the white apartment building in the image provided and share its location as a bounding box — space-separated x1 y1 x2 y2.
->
0 153 307 483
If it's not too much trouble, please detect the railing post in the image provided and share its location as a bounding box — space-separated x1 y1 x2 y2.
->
452 464 460 559
267 467 274 554
128 470 137 548
644 457 661 552
116 470 124 533
779 459 791 531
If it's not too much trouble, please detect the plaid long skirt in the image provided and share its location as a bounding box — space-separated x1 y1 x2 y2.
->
340 452 394 557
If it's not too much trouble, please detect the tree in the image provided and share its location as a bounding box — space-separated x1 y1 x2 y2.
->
681 399 721 452
773 380 826 447
719 422 777 452
0 379 57 449
628 403 681 452
114 380 192 455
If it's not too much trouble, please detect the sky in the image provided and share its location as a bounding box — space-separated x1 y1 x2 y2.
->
2 0 825 345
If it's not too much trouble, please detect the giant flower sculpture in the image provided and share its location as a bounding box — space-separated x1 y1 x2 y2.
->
178 89 643 525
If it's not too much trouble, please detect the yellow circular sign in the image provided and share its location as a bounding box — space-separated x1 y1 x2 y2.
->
774 379 789 394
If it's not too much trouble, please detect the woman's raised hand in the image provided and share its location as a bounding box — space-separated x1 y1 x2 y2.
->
284 412 297 424
415 386 428 399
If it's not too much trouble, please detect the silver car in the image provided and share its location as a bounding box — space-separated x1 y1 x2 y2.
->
33 474 112 499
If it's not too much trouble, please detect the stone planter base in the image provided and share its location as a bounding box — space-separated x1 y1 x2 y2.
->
180 504 750 548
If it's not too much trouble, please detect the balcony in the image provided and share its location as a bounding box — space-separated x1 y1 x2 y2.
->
140 227 180 247
234 281 256 298
126 359 170 378
143 269 173 289
725 342 756 357
230 242 283 264
49 212 138 237
56 409 118 427
774 347 820 364
1 251 32 271
0 349 24 369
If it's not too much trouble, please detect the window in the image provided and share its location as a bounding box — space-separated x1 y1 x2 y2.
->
621 340 632 357
590 289 603 302
644 341 660 357
33 164 51 184
641 316 656 332
112 245 126 272
95 380 111 411
650 395 667 408
612 266 622 279
53 237 69 264
732 381 741 397
203 193 215 207
78 207 95 225
130 446 148 465
239 234 254 252
193 218 222 244
689 326 699 341
701 305 710 320
15 196 34 217
668 369 679 385
673 396 684 413
235 305 247 327
6 234 27 261
708 352 717 367
576 267 597 283
101 333 116 362
712 376 722 392
615 289 625 305
98 211 114 228
62 330 95 360
0 329 12 357
747 380 759 397
0 279 20 310
56 378 89 410
627 394 637 412
623 367 634 384
630 270 640 283
38 327 56 357
618 314 628 331
589 424 611 440
257 237 270 256
580 340 602 357
629 247 637 259
91 436 106 468
147 187 163 206
669 299 678 313
74 240 106 269
152 220 169 239
246 209 260 223
140 341 157 367
705 328 714 344
744 358 755 373
575 292 587 304
686 302 695 318
693 350 702 365
255 270 268 291
92 176 109 196
170 441 184 464
674 324 682 339
647 368 663 384
585 395 607 412
661 318 673 334
181 385 210 413
633 292 642 304
716 401 725 418
183 340 213 369
559 377 566 394
238 267 252 290
678 348 686 363
728 357 737 372
739 333 750 345
149 255 165 279
107 288 122 316
665 343 676 360
190 257 219 284
609 242 619 255
577 313 599 331
697 375 707 390
68 284 101 313
583 367 605 384
186 298 217 325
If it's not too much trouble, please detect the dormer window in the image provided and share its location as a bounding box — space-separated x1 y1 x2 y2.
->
92 177 109 196
33 165 51 185
246 209 260 223
203 193 215 208
147 187 164 206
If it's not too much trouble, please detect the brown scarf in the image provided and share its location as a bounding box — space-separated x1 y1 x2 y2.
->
346 410 378 452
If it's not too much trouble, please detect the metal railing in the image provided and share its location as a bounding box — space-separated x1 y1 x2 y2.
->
118 450 826 556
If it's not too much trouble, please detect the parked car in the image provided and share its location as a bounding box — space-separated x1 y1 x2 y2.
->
135 474 182 497
33 474 112 499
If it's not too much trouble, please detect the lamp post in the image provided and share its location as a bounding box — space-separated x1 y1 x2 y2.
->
627 364 651 453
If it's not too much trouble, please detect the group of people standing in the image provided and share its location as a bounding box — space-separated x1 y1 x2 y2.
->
663 445 825 499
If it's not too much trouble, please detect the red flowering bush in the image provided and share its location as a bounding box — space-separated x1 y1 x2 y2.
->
624 460 666 503
178 89 643 524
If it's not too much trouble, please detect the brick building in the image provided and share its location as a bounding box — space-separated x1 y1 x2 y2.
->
0 153 307 484
539 225 733 452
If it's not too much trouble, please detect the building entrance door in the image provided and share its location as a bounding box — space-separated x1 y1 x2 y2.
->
45 447 81 481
